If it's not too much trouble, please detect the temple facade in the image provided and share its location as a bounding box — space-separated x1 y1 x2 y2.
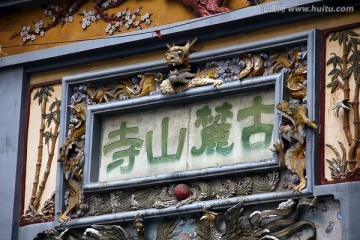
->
0 0 360 239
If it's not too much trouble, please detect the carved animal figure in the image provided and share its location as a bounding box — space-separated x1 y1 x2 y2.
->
268 49 300 74
165 38 197 69
86 85 114 103
162 39 223 94
57 101 87 223
271 140 307 191
238 54 265 79
276 100 318 144
200 198 316 240
134 73 163 96
271 100 317 192
176 0 230 17
287 66 307 100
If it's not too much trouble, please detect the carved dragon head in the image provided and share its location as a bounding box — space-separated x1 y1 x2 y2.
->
165 38 197 69
276 100 317 143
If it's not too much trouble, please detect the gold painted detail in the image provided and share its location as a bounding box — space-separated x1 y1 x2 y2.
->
325 29 360 178
271 100 318 192
11 1 153 44
58 41 316 222
57 100 88 224
80 42 308 101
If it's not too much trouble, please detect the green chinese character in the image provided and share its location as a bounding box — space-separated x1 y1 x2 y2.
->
103 121 144 174
237 96 274 150
146 117 187 164
191 102 234 156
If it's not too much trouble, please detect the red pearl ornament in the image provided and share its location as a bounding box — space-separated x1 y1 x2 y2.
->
174 183 190 201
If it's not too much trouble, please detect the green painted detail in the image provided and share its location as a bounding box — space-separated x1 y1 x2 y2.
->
103 121 144 174
237 96 274 151
146 117 187 164
191 102 234 156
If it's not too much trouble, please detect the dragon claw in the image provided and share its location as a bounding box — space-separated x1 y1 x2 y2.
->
58 211 71 224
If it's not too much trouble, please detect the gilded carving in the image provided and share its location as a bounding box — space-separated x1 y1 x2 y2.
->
58 99 88 223
57 40 316 221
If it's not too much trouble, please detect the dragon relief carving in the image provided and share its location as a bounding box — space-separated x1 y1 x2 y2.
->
84 171 279 216
199 198 317 240
57 100 88 223
161 38 223 94
266 47 318 192
271 100 318 192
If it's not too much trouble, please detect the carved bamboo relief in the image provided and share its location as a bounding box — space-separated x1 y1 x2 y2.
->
21 83 61 225
323 26 360 183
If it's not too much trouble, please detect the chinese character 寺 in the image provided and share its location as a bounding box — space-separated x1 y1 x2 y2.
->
103 121 144 174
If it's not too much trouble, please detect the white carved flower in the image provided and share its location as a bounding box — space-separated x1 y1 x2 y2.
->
40 31 45 37
31 35 36 41
145 19 151 26
105 23 112 32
